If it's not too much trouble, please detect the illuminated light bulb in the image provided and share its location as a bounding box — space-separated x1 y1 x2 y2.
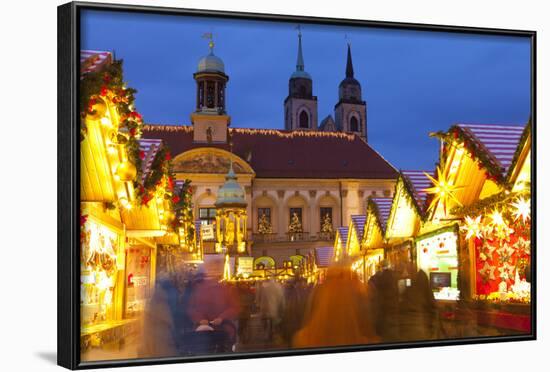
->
100 117 111 126
461 215 482 240
511 197 530 223
107 145 117 155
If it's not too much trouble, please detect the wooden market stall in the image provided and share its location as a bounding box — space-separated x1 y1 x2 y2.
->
383 170 432 278
359 197 392 281
419 122 531 333
79 50 183 356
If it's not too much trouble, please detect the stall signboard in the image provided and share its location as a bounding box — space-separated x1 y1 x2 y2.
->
201 224 215 240
416 229 460 300
237 256 254 277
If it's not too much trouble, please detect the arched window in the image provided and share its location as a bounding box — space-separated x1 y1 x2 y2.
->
350 115 359 132
299 110 309 129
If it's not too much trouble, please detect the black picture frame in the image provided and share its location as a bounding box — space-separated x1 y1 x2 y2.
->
58 1 537 369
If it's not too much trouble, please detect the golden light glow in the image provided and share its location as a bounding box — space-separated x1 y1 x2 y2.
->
462 215 482 240
512 197 531 223
489 208 505 228
424 167 463 215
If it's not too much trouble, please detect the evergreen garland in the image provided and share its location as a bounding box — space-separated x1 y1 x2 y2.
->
432 125 507 183
366 197 385 235
80 58 144 189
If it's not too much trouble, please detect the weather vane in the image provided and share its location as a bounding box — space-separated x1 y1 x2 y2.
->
202 31 214 52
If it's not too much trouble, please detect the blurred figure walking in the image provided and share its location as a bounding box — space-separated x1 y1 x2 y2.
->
257 278 285 342
139 276 181 358
367 260 400 342
399 270 438 341
293 264 378 348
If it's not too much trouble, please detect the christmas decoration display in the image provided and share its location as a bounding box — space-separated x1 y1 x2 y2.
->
321 213 333 234
258 212 273 234
80 59 143 185
172 179 196 251
458 194 531 303
288 212 303 233
423 166 463 215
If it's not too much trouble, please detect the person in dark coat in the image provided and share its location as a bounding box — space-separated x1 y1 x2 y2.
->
399 270 438 341
367 260 400 342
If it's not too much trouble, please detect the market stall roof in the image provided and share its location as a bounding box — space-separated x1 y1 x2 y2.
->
142 125 398 179
138 139 163 182
401 170 432 213
370 197 392 232
336 227 349 246
315 246 334 268
80 50 112 79
350 215 366 239
505 123 531 184
454 123 525 176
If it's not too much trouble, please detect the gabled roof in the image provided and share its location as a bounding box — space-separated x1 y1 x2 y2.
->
138 139 163 182
315 246 334 268
142 125 398 180
336 227 349 246
505 122 532 183
453 124 525 179
369 197 393 232
80 50 112 79
401 170 433 214
350 215 366 240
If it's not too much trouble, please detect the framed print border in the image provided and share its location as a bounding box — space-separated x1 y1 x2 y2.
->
58 2 536 369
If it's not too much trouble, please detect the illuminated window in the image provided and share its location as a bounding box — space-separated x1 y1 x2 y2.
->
258 208 271 225
320 207 332 230
199 207 216 225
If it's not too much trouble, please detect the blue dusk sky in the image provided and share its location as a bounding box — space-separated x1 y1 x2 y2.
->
81 9 531 171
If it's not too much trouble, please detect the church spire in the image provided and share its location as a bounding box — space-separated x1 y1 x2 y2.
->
345 43 354 78
296 27 305 72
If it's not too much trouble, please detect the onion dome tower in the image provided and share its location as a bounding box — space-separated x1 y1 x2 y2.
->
214 162 248 255
191 36 231 143
334 44 367 140
284 27 318 131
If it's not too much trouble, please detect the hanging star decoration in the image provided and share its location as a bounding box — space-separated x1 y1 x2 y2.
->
424 167 464 215
462 215 483 240
488 208 513 240
511 197 531 223
479 261 496 282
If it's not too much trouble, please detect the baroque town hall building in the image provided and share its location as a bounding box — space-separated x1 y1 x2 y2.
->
143 33 397 266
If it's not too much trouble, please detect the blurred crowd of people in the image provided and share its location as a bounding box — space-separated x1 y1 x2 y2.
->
138 259 442 358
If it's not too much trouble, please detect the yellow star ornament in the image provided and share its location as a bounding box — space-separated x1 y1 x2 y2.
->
423 167 463 215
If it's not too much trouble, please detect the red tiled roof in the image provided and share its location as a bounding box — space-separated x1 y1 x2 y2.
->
142 125 398 179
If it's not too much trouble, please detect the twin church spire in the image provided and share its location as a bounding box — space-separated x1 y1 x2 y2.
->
284 30 367 140
191 30 368 144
